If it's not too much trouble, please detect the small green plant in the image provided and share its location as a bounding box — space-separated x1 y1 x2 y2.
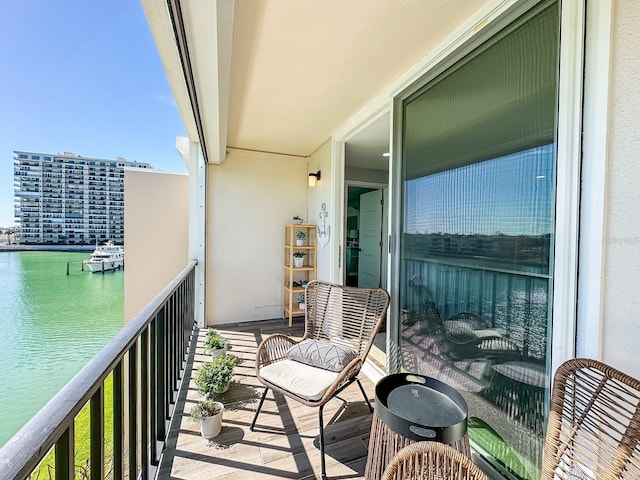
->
298 293 305 303
206 328 221 338
295 230 307 239
190 400 223 421
195 355 237 398
292 251 306 258
203 329 231 352
292 215 303 222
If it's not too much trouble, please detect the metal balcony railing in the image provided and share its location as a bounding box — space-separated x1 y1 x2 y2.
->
0 260 197 480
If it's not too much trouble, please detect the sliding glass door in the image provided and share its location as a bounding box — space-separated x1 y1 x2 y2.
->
397 2 559 478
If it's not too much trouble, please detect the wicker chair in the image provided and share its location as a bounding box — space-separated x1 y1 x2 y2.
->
250 280 390 478
541 358 640 480
381 441 489 480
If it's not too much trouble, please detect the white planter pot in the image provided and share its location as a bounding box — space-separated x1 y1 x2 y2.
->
209 347 226 359
215 382 230 394
298 303 305 310
296 239 305 246
199 406 224 439
293 257 304 268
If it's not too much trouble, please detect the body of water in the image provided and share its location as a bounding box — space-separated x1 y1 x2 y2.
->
0 251 123 447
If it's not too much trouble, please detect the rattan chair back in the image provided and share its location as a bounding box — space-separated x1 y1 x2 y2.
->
541 358 640 480
305 280 389 360
381 441 489 480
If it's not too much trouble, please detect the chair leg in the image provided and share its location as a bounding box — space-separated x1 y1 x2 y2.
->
250 387 269 431
315 380 370 478
356 378 373 413
319 404 326 479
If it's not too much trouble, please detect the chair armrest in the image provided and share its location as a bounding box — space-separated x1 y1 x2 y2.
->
255 334 303 368
317 356 363 404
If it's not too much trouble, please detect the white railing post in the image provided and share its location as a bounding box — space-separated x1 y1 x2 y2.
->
188 141 207 328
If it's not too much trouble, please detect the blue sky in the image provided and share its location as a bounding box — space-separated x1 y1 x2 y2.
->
0 1 187 227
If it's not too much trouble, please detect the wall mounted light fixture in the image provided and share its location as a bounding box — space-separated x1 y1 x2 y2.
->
308 170 321 187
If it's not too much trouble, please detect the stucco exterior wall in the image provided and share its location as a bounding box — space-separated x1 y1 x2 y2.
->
207 150 307 325
124 170 189 323
308 139 333 282
600 0 640 377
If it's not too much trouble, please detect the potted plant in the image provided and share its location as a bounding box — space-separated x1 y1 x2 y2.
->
195 355 237 396
292 215 303 225
203 329 231 358
295 230 307 246
190 399 224 439
293 251 306 268
298 293 306 311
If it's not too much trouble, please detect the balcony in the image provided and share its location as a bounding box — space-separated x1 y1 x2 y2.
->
157 322 374 480
4 1 639 475
0 264 375 480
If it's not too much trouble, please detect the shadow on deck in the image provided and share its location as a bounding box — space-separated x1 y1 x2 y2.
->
157 319 376 480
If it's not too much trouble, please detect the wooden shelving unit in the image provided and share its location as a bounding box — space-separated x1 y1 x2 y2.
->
283 224 317 327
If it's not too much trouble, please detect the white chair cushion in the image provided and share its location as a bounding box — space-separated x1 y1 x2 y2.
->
259 359 339 401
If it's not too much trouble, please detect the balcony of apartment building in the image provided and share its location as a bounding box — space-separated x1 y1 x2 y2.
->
3 1 640 479
0 272 386 479
15 191 40 198
0 255 637 480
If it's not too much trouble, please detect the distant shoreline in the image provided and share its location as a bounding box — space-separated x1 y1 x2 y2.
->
0 245 94 252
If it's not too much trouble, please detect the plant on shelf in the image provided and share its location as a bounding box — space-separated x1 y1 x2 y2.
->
292 215 303 225
190 399 224 439
203 329 231 358
298 293 306 310
292 251 306 268
295 230 307 246
195 354 237 397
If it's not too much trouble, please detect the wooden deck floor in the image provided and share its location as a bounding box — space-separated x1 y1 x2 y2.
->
157 319 377 480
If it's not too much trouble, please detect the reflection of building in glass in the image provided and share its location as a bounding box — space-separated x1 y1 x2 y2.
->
404 232 551 271
401 144 556 480
14 151 153 244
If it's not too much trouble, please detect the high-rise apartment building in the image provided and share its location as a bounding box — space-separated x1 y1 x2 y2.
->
14 151 153 245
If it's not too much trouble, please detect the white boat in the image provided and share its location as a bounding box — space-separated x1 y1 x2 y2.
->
84 241 124 273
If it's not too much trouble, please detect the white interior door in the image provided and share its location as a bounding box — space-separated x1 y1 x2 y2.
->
358 189 383 287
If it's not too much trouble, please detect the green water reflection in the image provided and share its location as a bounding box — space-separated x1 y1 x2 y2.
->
0 251 123 447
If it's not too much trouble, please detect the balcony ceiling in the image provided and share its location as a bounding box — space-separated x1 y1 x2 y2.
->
144 0 491 163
